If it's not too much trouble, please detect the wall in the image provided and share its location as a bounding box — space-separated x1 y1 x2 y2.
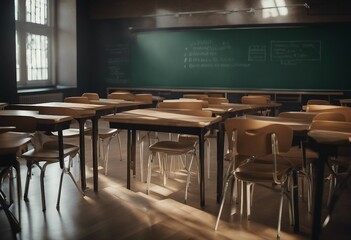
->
0 0 18 103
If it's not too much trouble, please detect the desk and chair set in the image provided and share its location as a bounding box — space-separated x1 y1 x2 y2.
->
1 94 350 240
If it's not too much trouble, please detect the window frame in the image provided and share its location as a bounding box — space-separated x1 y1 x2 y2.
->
15 0 55 88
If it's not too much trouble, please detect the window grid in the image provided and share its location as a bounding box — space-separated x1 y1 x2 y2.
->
15 0 53 87
26 33 48 81
26 0 48 25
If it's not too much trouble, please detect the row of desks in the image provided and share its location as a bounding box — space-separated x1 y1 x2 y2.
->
2 99 348 239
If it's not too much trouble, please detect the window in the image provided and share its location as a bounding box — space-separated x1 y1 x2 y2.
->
15 0 54 88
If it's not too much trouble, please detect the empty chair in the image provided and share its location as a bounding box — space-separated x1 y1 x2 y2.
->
108 92 135 101
146 109 213 202
22 133 84 211
134 93 153 104
241 95 271 115
0 116 35 232
64 96 122 174
134 93 158 182
306 105 351 122
157 102 212 179
82 92 100 100
215 118 295 240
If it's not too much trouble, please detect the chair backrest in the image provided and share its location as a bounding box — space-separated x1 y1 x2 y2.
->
157 101 203 110
309 120 351 133
64 96 89 103
207 97 229 104
108 92 135 101
82 93 100 100
241 95 270 104
313 112 345 122
225 118 293 157
307 105 351 122
134 94 153 104
0 115 37 132
307 99 330 105
182 94 209 100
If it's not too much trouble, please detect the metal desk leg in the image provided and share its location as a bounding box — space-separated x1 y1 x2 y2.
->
199 131 205 207
217 123 225 203
92 116 99 192
78 119 87 191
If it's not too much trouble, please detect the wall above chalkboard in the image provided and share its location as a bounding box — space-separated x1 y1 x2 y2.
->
129 24 351 91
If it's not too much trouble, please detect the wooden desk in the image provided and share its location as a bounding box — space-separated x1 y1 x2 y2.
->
5 103 112 192
0 110 73 168
206 103 255 119
278 111 318 121
163 98 209 107
0 103 8 110
308 130 351 240
88 98 151 112
102 108 222 207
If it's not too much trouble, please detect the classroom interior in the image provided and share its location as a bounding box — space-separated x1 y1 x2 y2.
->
1 0 351 239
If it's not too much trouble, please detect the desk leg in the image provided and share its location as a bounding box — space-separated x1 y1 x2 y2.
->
92 116 99 192
78 120 87 191
57 130 64 169
292 170 300 233
312 151 326 240
132 130 136 176
217 123 225 203
199 132 205 207
126 130 134 189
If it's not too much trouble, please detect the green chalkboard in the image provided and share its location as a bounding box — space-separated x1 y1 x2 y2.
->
130 25 351 90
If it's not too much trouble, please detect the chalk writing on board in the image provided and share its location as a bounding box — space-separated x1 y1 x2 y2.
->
105 43 129 84
248 45 267 61
183 40 250 69
271 40 321 65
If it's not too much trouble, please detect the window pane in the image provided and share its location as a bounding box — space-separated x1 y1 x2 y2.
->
15 0 19 21
26 0 48 25
26 33 48 81
16 32 20 82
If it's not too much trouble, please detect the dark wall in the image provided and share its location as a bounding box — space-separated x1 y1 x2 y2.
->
0 0 18 103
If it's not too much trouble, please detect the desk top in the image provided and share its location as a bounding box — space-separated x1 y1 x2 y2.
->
102 108 222 128
89 98 149 108
278 111 318 121
244 115 311 132
163 98 209 107
0 109 73 124
205 103 253 115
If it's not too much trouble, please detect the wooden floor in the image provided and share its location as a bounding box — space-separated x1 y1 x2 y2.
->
0 121 346 240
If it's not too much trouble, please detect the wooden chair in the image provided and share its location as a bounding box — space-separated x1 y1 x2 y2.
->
308 120 351 206
64 96 122 175
157 102 212 178
306 105 351 122
241 95 271 115
0 117 34 232
82 92 100 100
108 92 135 101
215 118 295 240
134 93 153 104
146 109 213 203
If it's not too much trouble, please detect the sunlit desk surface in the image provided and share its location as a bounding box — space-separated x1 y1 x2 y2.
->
103 108 222 207
88 98 151 112
308 129 351 240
